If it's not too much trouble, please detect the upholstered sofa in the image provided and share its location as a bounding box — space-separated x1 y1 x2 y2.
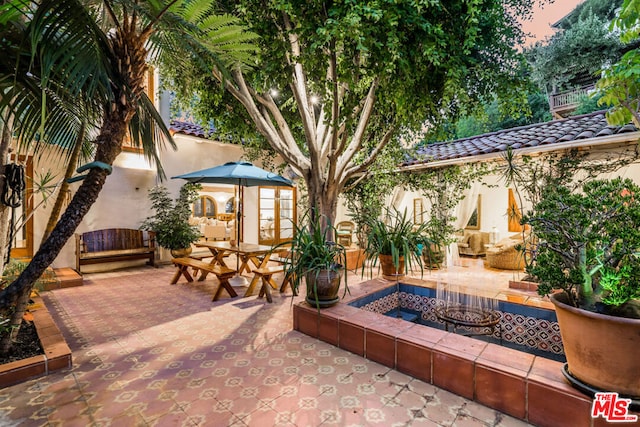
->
457 230 490 257
189 217 234 241
486 233 526 270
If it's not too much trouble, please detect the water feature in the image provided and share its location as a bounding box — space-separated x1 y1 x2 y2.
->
349 282 565 361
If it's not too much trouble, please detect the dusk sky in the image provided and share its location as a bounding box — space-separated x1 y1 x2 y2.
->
520 0 585 46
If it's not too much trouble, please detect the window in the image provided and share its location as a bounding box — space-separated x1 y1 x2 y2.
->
193 195 217 218
259 187 296 245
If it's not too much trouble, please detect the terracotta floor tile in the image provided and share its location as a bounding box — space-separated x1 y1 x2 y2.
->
0 265 538 427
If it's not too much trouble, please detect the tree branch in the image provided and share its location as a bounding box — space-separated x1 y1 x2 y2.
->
211 67 309 171
342 123 396 184
336 78 379 174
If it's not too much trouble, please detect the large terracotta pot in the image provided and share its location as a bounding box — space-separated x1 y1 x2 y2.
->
305 268 343 308
170 247 192 258
378 254 405 280
551 293 640 398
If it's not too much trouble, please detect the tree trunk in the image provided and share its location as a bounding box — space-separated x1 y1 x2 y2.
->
0 108 129 355
42 124 85 241
305 172 340 237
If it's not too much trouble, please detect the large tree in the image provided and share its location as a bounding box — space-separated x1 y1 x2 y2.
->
526 8 625 95
597 0 640 127
0 0 255 354
165 0 542 228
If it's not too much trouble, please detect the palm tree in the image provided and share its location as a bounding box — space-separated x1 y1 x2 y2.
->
0 0 256 354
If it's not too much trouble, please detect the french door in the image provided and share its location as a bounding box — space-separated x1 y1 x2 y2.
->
258 186 296 246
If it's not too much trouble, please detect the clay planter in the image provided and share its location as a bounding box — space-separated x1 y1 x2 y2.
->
551 293 640 398
305 268 343 308
378 254 405 280
170 247 192 258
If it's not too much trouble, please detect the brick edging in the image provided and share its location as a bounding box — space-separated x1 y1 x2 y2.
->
0 295 72 388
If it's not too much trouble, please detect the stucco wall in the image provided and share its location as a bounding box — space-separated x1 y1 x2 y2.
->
43 134 282 269
335 153 640 244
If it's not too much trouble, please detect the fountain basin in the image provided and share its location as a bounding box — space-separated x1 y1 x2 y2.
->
348 283 564 361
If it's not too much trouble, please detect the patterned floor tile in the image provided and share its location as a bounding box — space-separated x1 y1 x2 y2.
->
0 265 533 426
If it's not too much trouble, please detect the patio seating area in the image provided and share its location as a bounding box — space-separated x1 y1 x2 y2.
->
0 260 535 426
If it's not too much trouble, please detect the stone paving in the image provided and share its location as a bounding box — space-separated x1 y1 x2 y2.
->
0 264 532 426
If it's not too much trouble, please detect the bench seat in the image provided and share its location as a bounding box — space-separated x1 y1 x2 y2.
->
76 229 155 272
171 257 237 301
251 266 295 303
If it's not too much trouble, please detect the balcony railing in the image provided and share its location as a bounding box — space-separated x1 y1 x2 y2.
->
550 85 596 113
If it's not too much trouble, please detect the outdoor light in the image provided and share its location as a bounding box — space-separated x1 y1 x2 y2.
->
269 88 279 97
310 95 319 104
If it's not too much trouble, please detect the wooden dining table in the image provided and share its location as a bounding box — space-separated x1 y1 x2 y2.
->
194 241 277 297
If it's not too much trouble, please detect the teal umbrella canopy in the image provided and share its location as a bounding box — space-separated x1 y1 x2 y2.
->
172 162 293 187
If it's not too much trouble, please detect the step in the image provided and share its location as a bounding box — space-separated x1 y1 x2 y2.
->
50 268 83 290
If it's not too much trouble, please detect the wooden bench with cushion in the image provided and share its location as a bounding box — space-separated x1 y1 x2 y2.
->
76 228 156 272
171 257 237 301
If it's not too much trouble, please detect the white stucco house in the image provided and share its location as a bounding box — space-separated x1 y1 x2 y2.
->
12 76 639 275
388 111 640 266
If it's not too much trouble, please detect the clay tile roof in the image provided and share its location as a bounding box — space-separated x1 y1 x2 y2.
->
169 120 217 139
407 111 638 166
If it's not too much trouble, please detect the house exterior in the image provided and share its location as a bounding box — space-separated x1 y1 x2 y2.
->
391 110 640 250
13 87 638 274
13 76 294 272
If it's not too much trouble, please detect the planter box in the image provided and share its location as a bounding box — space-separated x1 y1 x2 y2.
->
345 248 365 271
0 296 72 388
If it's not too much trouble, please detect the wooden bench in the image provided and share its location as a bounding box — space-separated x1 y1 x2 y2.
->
75 229 156 272
171 257 237 301
251 265 296 303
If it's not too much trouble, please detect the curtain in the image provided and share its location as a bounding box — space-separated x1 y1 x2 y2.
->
447 182 480 266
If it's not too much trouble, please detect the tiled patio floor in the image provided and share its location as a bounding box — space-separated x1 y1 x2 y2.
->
0 259 533 426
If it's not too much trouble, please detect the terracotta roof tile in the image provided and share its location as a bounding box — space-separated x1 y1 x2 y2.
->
408 111 638 165
169 120 216 138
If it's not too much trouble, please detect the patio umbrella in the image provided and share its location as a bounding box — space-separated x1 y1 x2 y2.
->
172 162 294 283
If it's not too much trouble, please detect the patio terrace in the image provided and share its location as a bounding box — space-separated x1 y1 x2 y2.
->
0 259 581 426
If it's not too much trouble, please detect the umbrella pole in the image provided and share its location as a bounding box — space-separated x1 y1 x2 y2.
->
230 183 248 286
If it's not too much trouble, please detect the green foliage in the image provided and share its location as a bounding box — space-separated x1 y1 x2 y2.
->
453 91 552 139
524 178 640 318
141 184 202 251
406 164 490 249
596 0 640 128
526 10 624 94
1 260 57 292
163 0 540 221
343 167 404 247
571 93 603 116
361 207 431 276
278 211 348 299
553 0 624 30
500 148 638 218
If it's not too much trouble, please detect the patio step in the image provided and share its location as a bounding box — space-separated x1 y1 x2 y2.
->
51 268 83 290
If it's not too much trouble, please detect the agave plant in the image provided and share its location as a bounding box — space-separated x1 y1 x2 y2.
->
276 211 348 306
362 207 432 277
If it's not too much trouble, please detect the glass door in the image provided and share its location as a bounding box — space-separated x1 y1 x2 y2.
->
259 186 296 246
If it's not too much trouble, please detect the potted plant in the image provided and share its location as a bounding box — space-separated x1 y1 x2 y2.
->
362 207 432 279
524 177 640 398
280 212 348 309
141 183 202 257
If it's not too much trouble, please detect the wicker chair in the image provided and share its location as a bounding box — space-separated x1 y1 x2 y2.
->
486 234 526 270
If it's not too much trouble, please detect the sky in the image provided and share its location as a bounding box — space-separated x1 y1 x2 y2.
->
520 0 585 46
